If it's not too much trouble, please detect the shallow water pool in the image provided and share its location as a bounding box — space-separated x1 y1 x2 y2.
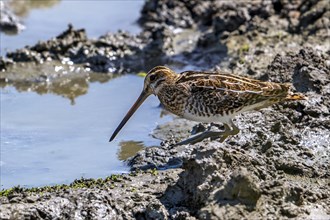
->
0 0 172 189
1 75 171 189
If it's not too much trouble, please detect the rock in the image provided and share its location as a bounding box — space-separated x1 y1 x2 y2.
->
0 1 25 35
214 168 261 206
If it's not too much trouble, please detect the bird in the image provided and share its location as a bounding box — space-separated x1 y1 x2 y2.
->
109 66 306 145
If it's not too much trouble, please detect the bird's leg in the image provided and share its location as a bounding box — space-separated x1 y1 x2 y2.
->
173 130 225 146
174 120 240 146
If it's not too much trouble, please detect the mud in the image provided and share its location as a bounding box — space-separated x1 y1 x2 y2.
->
125 49 330 219
0 170 182 219
1 0 330 219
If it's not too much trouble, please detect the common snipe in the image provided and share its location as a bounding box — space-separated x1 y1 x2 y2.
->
110 66 306 145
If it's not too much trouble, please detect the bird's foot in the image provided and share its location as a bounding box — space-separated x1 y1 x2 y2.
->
173 131 225 146
173 130 236 146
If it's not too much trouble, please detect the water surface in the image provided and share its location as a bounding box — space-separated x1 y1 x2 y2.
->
0 1 171 189
1 75 171 189
1 0 143 55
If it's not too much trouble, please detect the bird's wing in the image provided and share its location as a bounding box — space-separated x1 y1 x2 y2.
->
177 71 290 98
176 72 291 113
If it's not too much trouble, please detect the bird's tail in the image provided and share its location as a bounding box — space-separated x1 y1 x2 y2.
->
285 92 307 101
279 83 307 101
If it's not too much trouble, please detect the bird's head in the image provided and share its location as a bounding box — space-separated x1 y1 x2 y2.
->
109 66 176 142
143 66 177 95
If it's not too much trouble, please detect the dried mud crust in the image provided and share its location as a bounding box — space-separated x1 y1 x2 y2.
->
3 24 148 73
139 0 329 36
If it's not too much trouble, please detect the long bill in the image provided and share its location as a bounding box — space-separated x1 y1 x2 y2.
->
109 90 150 142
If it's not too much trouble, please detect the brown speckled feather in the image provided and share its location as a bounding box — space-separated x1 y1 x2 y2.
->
156 70 296 121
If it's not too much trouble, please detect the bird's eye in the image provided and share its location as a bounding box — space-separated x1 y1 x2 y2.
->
149 75 157 82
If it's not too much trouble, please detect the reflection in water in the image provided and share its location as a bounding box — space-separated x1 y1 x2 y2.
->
9 0 60 17
0 61 114 104
118 141 145 161
1 75 169 189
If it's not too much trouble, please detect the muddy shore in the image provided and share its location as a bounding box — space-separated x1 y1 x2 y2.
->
1 1 330 219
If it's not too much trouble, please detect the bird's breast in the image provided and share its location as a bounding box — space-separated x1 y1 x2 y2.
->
156 86 188 117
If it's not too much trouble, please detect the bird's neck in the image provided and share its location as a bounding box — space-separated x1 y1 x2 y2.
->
153 81 168 95
153 75 178 96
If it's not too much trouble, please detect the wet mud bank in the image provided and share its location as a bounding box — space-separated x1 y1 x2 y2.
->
128 48 330 219
1 0 330 219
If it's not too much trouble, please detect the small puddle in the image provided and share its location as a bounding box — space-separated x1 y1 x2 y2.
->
1 0 155 189
1 75 172 189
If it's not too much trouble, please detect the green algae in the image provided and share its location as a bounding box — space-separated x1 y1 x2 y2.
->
0 174 125 197
0 169 159 197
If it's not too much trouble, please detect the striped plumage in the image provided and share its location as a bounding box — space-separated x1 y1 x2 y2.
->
110 66 306 144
